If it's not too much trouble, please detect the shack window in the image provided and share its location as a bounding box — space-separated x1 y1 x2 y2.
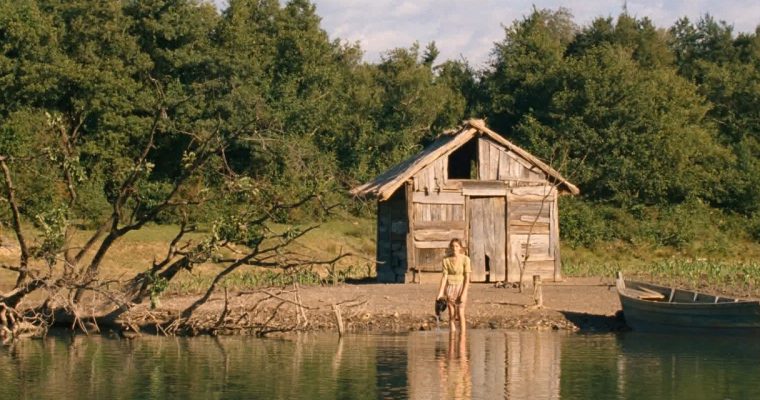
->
447 137 478 179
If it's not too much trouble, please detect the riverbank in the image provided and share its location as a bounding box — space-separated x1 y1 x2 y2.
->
109 277 626 336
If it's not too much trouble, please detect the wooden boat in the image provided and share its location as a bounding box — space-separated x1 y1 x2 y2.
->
616 272 760 333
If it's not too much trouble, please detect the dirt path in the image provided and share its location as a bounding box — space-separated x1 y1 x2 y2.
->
139 277 626 335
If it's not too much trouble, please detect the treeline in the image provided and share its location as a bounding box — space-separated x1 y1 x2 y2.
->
1 1 760 251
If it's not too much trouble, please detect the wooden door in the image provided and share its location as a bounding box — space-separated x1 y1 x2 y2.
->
468 197 506 282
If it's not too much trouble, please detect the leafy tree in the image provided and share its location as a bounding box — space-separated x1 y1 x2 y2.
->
568 13 673 68
482 8 575 137
0 0 339 336
521 45 731 205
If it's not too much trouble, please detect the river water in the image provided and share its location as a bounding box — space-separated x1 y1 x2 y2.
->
1 329 759 399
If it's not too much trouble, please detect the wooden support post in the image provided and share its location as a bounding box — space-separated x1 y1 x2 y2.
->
332 304 344 337
412 267 420 284
532 275 543 308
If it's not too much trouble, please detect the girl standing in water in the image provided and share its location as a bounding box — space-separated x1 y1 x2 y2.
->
436 238 471 332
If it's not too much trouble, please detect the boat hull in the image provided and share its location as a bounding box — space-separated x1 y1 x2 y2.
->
619 294 760 333
617 276 760 333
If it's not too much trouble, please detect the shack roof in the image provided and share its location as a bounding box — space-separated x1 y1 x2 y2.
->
350 119 580 200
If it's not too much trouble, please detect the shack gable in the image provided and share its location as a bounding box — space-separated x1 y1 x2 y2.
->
410 135 549 194
351 119 578 200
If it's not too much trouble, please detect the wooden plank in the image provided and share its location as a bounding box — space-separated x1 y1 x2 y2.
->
498 151 510 181
414 203 435 222
510 203 550 217
442 157 448 183
623 287 666 301
433 159 443 190
488 142 500 180
441 181 462 190
463 187 508 196
427 163 436 191
527 169 546 181
551 198 561 281
414 220 466 230
507 153 518 178
462 180 507 190
405 182 415 281
509 225 550 234
510 214 551 223
414 240 451 249
505 194 511 284
413 168 424 191
519 216 551 224
478 138 489 179
511 185 555 197
431 203 442 221
412 191 465 205
414 228 465 242
512 234 551 252
462 180 508 196
464 195 469 249
505 150 534 171
491 197 506 282
414 247 447 271
507 194 556 202
469 197 486 282
423 167 432 192
521 166 531 179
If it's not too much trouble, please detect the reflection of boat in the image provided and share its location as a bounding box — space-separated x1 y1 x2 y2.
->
616 272 760 333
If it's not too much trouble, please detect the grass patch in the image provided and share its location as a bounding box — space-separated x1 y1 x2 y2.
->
0 217 377 292
564 259 760 298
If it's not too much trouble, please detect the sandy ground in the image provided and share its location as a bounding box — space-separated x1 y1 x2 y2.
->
135 276 627 335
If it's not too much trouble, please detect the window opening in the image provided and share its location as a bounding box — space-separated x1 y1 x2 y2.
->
447 137 478 179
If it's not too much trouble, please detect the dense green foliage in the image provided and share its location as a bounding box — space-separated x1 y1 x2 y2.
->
1 1 760 260
481 10 760 252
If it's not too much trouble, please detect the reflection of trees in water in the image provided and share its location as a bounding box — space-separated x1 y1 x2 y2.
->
616 334 760 399
0 333 383 399
560 333 760 399
5 331 758 399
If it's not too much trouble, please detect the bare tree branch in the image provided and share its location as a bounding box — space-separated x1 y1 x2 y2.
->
0 157 30 288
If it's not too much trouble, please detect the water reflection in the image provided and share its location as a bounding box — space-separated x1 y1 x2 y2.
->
410 329 561 399
2 329 760 399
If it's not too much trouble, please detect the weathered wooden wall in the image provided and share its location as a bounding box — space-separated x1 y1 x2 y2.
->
376 189 409 282
410 190 466 272
377 134 562 283
507 185 558 282
412 157 448 193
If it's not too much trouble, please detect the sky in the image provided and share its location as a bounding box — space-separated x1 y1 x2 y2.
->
214 1 760 67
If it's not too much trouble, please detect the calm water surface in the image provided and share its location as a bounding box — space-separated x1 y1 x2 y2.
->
1 329 759 399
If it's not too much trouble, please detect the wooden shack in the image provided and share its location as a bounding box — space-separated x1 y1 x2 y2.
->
351 119 579 283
